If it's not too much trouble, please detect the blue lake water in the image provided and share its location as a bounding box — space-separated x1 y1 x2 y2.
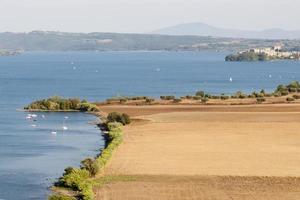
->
0 51 300 200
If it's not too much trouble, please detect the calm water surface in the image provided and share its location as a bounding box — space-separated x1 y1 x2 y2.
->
0 51 300 200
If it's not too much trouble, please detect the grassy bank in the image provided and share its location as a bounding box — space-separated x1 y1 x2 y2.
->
49 121 124 200
24 96 131 199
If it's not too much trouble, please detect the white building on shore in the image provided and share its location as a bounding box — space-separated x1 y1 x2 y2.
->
242 45 300 59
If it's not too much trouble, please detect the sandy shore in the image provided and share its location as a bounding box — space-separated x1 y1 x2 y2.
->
95 104 300 199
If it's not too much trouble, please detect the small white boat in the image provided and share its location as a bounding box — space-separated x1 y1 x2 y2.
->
41 115 45 119
51 131 57 135
229 77 233 82
26 116 32 120
31 114 38 118
62 118 68 130
31 124 37 127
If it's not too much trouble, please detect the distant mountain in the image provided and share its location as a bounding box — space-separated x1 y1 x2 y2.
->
151 23 300 40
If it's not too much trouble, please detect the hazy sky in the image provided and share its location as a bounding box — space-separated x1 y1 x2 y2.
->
1 0 300 33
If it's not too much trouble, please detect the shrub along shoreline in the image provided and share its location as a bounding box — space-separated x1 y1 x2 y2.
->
21 94 132 200
48 112 130 200
98 81 300 106
24 96 100 112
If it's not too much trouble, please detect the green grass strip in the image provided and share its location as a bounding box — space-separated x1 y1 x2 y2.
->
49 122 123 200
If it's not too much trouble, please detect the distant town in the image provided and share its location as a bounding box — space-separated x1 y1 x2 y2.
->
226 45 300 61
245 45 300 59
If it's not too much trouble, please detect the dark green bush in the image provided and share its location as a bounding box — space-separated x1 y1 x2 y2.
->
293 94 300 99
63 167 75 176
204 94 212 98
107 112 131 125
173 98 182 103
256 97 266 104
160 95 175 100
273 92 281 97
119 99 127 104
131 96 147 100
274 81 300 95
81 99 88 103
211 95 221 99
287 81 300 90
252 91 264 98
145 98 155 103
234 91 247 99
80 158 99 177
195 91 205 97
275 84 288 94
201 97 209 103
76 103 99 112
289 88 297 93
220 95 229 100
286 97 295 102
192 96 202 100
264 93 272 97
280 91 289 96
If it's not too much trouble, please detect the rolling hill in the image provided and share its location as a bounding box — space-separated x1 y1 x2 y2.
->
151 22 300 40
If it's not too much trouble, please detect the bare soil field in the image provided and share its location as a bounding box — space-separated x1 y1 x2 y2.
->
105 112 300 176
95 175 300 200
95 104 300 199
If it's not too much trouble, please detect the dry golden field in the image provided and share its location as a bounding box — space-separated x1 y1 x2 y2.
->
95 104 300 200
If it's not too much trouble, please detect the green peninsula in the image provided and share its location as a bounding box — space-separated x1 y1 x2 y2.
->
24 96 99 112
